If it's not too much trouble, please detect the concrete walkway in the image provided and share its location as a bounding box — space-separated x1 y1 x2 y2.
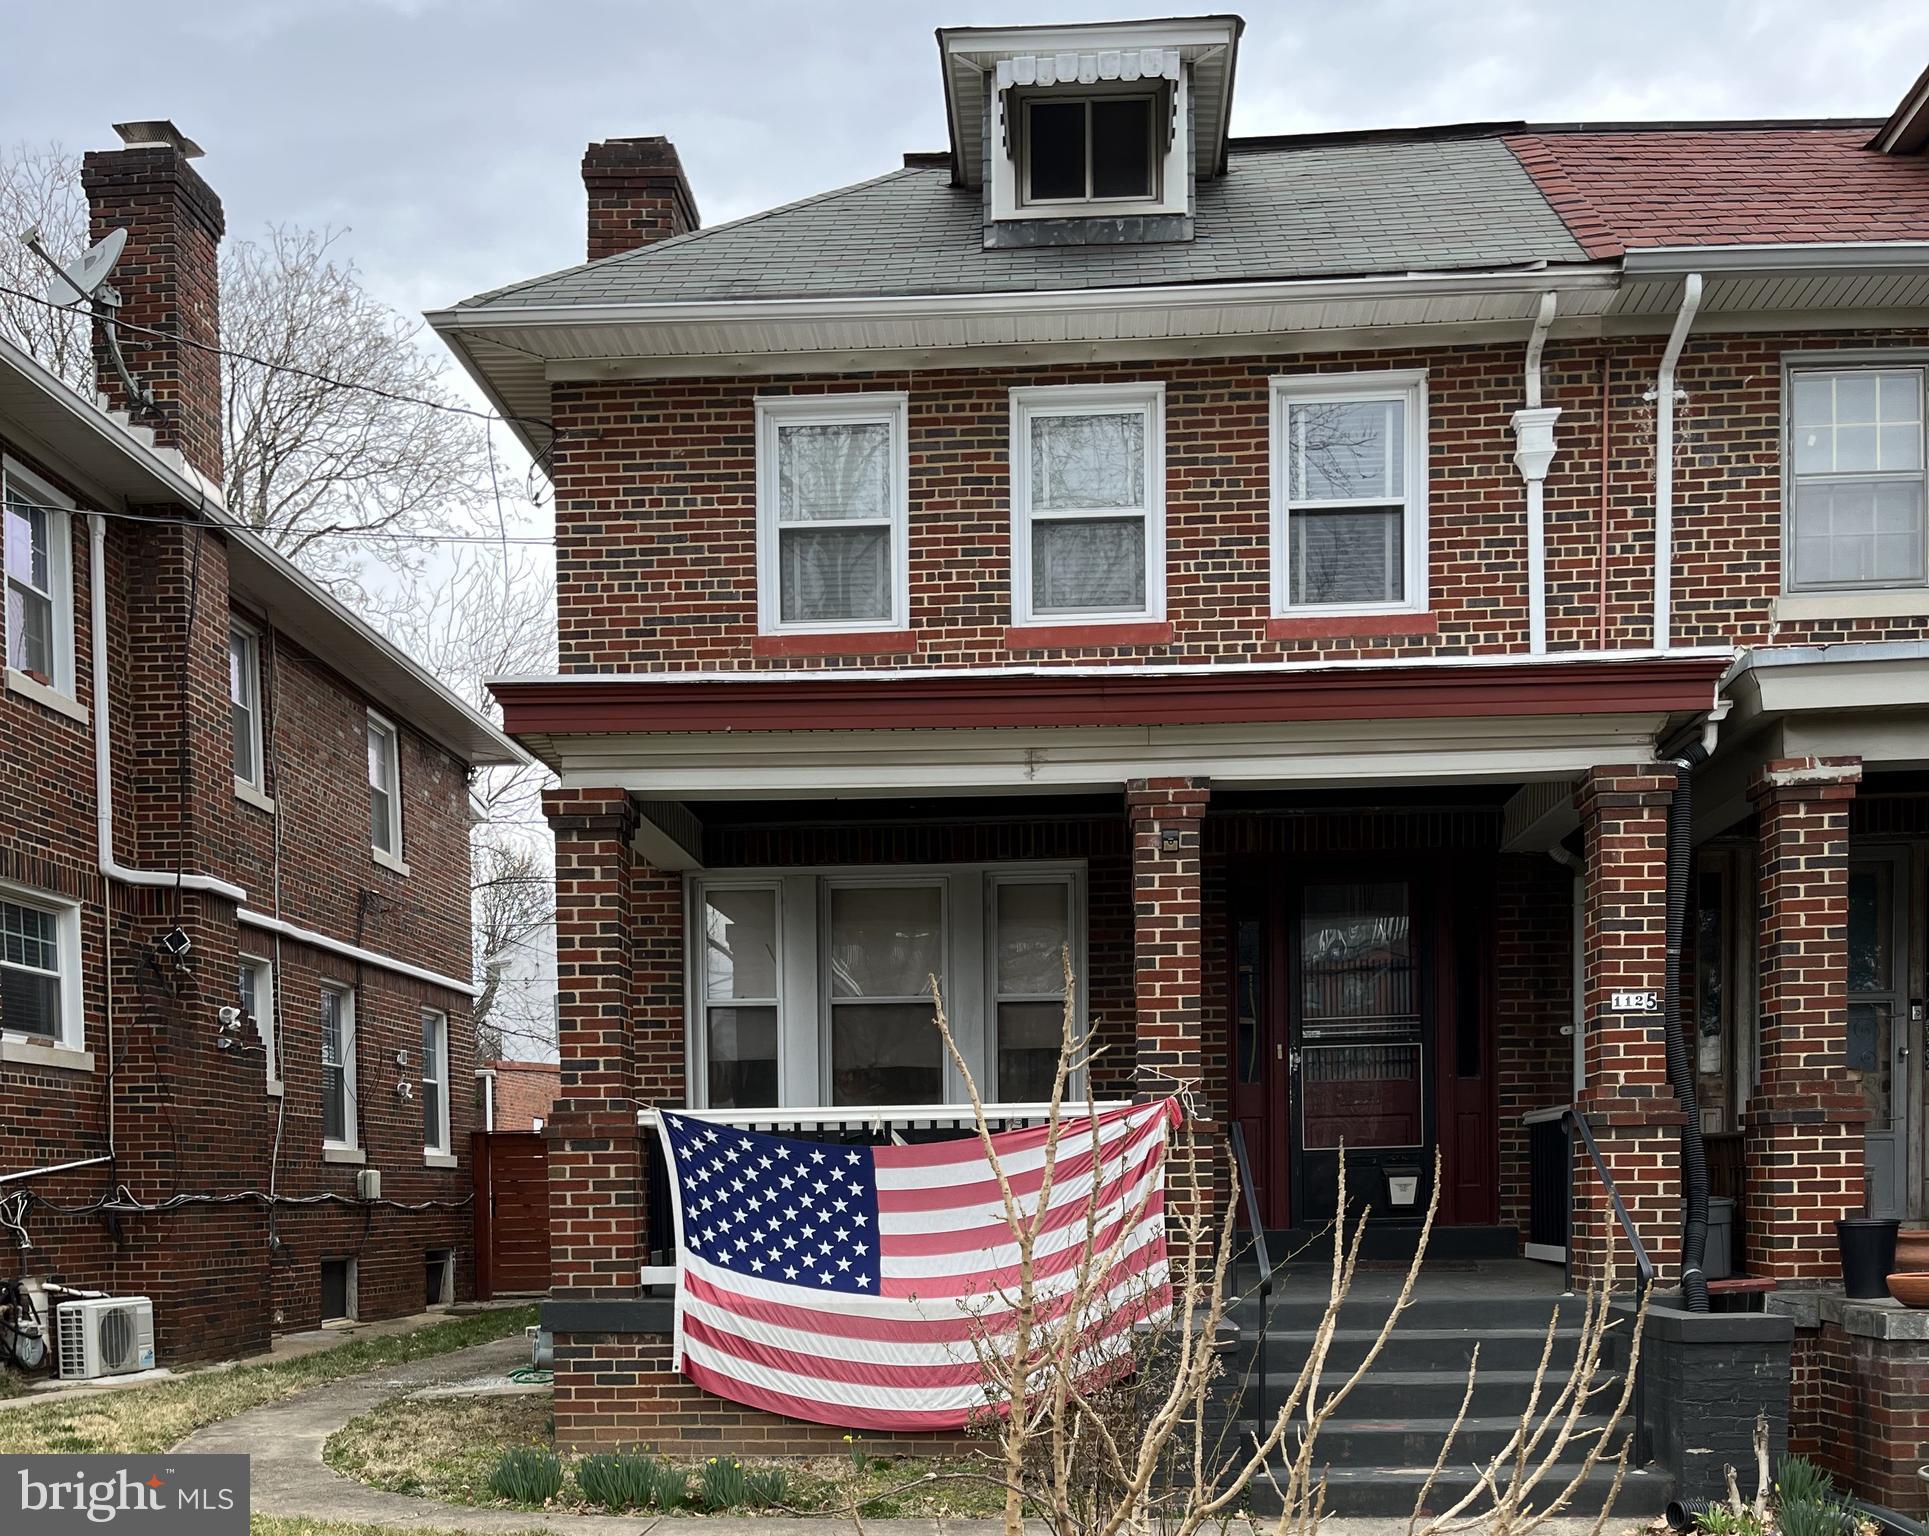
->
176 1334 1628 1536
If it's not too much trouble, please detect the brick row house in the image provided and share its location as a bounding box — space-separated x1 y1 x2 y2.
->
434 16 1929 1506
1 124 525 1361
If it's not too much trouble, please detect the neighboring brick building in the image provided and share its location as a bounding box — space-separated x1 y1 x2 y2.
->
433 16 1929 1506
0 122 526 1363
477 1059 560 1131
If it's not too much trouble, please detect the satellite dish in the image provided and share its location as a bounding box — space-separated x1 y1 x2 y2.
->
42 227 126 306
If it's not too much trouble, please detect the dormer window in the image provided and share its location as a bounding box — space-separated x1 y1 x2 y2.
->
1023 94 1157 206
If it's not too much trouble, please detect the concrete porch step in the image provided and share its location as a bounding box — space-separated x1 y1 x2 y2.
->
1248 1459 1670 1518
1231 1324 1584 1374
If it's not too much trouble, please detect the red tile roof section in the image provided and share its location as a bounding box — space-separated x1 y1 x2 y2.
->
1504 126 1929 255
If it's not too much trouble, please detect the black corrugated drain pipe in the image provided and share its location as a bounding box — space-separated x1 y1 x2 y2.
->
1666 743 1711 1312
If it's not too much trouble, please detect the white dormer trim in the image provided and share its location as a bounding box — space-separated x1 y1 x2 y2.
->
989 68 1192 224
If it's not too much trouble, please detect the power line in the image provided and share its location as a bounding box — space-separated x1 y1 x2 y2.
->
0 279 560 444
1 495 555 546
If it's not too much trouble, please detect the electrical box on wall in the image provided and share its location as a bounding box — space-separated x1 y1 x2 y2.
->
355 1168 381 1201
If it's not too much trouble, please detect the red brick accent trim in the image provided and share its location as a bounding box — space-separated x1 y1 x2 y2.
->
1264 611 1440 641
1004 621 1175 650
750 630 918 659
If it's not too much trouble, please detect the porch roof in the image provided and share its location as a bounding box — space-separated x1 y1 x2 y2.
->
493 649 1732 796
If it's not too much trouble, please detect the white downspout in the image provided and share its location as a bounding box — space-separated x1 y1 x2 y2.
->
1512 292 1562 656
89 513 248 904
1650 273 1703 652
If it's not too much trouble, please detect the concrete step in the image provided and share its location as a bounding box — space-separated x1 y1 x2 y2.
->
1229 1325 1583 1375
1307 1412 1624 1467
1225 1366 1623 1421
1222 1286 1585 1334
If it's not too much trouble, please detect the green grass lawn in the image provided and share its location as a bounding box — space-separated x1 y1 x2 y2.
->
0 1304 537 1456
325 1390 1008 1518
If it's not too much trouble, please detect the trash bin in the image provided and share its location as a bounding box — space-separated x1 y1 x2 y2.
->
1838 1217 1901 1299
1704 1197 1735 1280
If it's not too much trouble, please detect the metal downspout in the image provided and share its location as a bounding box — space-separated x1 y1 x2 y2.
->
1651 274 1703 651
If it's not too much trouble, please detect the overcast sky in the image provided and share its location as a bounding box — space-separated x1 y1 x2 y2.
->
8 0 1929 335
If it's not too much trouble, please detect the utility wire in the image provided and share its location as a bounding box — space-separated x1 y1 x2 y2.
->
0 279 560 445
1 495 554 546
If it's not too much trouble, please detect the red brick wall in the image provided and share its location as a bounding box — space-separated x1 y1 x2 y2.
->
0 455 475 1360
1495 854 1576 1235
487 1061 561 1129
1788 1320 1929 1517
548 330 1929 675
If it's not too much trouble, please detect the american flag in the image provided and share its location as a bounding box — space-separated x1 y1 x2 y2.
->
655 1099 1179 1430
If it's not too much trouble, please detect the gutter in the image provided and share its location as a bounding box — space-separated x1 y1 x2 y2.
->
1650 275 1703 651
89 513 248 905
236 909 479 997
1624 241 1929 276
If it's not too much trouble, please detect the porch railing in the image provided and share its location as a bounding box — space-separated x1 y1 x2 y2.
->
637 1101 1136 1266
1523 1105 1656 1295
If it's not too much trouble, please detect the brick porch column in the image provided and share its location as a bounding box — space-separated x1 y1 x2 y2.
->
543 787 644 1297
1572 765 1684 1289
1125 777 1218 1281
1745 756 1868 1283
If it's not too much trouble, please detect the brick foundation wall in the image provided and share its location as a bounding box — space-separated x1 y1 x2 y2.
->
1787 1314 1929 1517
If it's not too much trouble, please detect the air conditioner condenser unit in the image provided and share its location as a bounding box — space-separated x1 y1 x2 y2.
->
56 1296 156 1380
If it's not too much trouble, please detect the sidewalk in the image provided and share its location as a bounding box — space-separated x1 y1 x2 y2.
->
177 1334 1628 1536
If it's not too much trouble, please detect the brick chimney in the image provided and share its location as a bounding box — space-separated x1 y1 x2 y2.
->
80 121 225 483
581 136 699 261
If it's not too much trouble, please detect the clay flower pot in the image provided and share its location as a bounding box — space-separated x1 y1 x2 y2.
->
1893 1228 1929 1275
1886 1272 1929 1308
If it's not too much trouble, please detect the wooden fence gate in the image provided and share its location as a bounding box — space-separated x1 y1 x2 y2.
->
472 1130 550 1297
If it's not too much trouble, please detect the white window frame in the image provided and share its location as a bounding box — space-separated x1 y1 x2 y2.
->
694 878 786 1110
2 457 81 715
986 870 1087 1102
366 710 407 874
1010 382 1166 626
320 984 358 1152
1019 91 1161 208
421 1007 450 1159
229 616 272 808
684 862 1088 1110
1270 370 1431 618
1781 354 1929 597
0 881 85 1060
754 392 911 636
239 953 281 1095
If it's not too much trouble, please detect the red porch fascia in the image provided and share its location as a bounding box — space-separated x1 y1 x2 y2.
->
494 653 1732 739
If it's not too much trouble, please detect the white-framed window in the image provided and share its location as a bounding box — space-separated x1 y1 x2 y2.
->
1785 362 1927 591
320 984 356 1148
988 873 1080 1103
823 876 948 1107
1011 382 1165 624
699 882 782 1109
238 954 281 1094
366 711 405 869
755 393 910 634
229 619 266 795
685 863 1086 1110
1021 92 1159 206
1271 371 1430 615
2 457 78 700
421 1008 449 1156
0 886 82 1052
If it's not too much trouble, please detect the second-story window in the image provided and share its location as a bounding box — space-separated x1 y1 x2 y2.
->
1788 364 1927 591
367 711 405 870
755 394 910 634
229 620 265 795
2 458 77 703
1271 372 1430 615
1011 382 1165 624
1023 94 1156 204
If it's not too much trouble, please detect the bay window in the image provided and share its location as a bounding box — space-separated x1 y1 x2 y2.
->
755 393 909 633
1012 383 1164 624
1786 363 1927 591
1271 372 1429 615
687 864 1084 1109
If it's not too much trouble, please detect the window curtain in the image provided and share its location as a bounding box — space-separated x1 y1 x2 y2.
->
778 422 892 623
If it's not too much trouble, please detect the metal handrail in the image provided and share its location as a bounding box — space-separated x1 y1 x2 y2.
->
1226 1121 1273 1300
1562 1106 1655 1297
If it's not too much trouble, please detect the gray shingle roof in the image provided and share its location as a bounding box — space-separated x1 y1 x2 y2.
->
458 132 1589 311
